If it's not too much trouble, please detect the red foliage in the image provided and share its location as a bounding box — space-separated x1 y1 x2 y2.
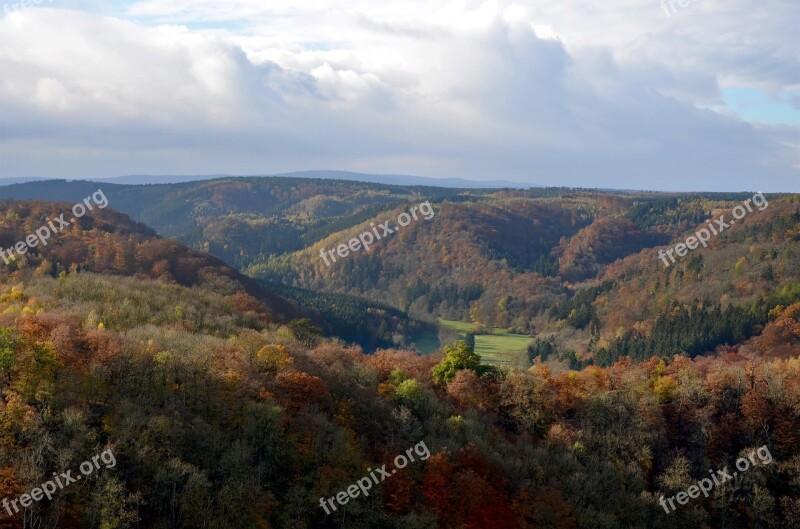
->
274 371 329 412
455 444 486 477
421 453 454 517
450 470 520 529
384 467 415 513
0 467 21 529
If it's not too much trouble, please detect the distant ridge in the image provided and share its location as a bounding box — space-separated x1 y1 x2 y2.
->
0 177 52 186
1 171 535 189
276 170 534 189
94 174 229 185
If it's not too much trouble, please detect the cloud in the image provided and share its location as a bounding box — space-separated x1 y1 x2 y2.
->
0 1 797 191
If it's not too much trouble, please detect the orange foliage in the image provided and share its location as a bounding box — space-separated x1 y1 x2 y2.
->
366 349 437 385
274 371 329 412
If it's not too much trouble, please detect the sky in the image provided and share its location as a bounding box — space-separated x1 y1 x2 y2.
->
0 0 798 191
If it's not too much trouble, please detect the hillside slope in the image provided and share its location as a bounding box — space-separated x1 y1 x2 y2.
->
3 181 799 365
0 178 462 269
0 264 798 528
533 195 800 367
0 198 298 323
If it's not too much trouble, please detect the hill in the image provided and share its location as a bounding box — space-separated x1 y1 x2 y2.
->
0 197 298 323
0 171 532 188
0 178 462 269
0 196 435 352
2 180 799 366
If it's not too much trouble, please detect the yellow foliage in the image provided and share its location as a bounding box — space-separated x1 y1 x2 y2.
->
653 375 677 403
529 364 551 379
783 356 800 375
0 288 25 303
377 381 395 396
1 306 21 316
255 344 292 376
734 256 747 274
154 351 174 366
649 359 667 378
769 305 786 319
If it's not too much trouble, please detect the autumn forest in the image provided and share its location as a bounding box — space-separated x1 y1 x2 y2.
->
0 179 797 529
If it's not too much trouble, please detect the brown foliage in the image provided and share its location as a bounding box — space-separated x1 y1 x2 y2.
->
0 467 22 529
49 323 87 369
384 468 415 513
421 453 454 517
513 486 578 529
756 302 800 357
273 371 329 412
366 349 438 386
446 370 482 408
84 329 123 365
230 291 267 315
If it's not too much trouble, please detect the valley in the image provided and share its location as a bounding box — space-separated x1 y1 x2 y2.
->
0 179 797 528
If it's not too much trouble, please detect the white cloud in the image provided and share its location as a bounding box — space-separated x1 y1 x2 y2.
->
0 0 797 190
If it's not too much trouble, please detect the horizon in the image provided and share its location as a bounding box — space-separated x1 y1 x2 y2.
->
0 171 791 194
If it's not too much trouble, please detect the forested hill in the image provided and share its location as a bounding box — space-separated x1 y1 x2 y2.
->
0 185 798 528
0 196 436 352
255 190 800 366
0 230 798 528
1 179 799 365
0 199 299 323
584 195 800 365
0 177 463 268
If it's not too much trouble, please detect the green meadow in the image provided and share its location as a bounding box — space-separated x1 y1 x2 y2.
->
438 319 531 369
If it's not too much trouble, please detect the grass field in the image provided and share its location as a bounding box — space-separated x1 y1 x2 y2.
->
411 331 441 355
438 319 531 369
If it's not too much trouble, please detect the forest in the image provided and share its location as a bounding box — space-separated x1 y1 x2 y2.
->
0 181 797 528
1 182 799 361
0 268 798 527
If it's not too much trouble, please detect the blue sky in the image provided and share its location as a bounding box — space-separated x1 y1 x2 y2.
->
0 0 798 191
721 88 800 126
